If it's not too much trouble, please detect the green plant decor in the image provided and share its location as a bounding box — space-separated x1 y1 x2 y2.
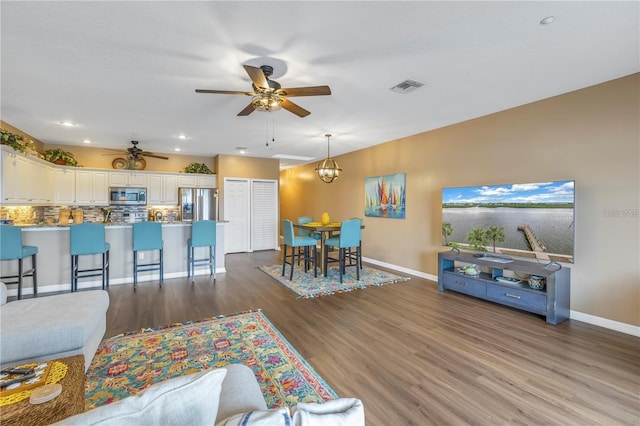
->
1 128 35 153
43 148 79 166
184 162 213 174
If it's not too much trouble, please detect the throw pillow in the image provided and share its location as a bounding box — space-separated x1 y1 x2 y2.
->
216 407 291 426
55 368 227 425
291 398 365 426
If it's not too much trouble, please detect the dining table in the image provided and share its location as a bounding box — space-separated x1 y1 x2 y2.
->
293 221 364 275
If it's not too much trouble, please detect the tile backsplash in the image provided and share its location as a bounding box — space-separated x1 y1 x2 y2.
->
0 205 179 224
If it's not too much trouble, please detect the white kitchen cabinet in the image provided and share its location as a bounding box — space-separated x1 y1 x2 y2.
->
75 170 109 205
109 171 147 187
178 174 217 188
1 149 55 205
54 168 76 204
1 151 29 203
147 174 178 205
33 162 54 204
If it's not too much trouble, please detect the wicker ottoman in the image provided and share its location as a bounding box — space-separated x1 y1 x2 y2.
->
0 355 85 426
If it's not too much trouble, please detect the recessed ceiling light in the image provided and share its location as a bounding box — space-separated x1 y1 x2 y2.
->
174 147 181 152
177 134 188 139
82 139 91 144
58 121 77 127
540 16 555 25
236 146 247 154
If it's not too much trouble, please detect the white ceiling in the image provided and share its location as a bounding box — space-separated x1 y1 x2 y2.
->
1 1 638 169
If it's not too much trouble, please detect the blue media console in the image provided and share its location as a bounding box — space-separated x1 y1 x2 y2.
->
437 251 570 325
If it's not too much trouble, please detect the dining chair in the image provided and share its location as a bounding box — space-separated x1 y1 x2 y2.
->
324 219 362 283
347 217 364 269
296 216 320 262
282 219 317 280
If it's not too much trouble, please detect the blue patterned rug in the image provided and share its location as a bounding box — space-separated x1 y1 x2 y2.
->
259 264 410 298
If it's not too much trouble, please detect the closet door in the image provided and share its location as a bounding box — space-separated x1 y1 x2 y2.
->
251 179 278 251
224 178 250 253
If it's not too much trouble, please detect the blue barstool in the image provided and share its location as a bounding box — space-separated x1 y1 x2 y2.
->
282 219 317 280
187 220 216 283
0 225 38 300
70 223 110 291
132 222 163 289
324 219 362 283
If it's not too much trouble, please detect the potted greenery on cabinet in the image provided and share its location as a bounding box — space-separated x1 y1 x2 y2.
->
43 148 79 166
184 162 213 174
1 128 35 153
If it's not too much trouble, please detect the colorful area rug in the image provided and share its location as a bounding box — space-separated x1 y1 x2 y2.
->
259 264 410 298
85 310 337 410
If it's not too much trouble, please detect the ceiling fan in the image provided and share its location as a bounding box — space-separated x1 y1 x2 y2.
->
107 140 169 170
195 64 331 118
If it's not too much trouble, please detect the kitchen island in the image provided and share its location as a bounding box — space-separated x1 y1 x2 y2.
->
2 222 226 297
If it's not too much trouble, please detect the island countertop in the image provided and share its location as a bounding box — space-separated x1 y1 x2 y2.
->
3 222 226 298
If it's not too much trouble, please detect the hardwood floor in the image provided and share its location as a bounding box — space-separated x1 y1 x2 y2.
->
104 251 639 425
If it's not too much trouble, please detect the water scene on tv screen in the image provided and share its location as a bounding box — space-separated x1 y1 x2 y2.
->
442 180 574 263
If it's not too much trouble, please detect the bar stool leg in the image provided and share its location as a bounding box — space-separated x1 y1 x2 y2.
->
31 253 37 295
17 258 23 300
133 250 138 289
159 248 163 283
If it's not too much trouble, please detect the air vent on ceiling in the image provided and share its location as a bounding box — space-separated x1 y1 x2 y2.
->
390 79 425 94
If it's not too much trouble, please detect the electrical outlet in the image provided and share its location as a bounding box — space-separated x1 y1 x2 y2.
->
138 252 144 260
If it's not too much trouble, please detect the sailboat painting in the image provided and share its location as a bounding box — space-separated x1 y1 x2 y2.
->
364 173 406 219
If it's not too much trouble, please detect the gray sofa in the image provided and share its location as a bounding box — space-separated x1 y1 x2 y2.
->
54 363 364 425
0 282 109 372
54 363 269 425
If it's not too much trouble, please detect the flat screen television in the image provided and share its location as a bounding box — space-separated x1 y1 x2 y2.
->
442 180 575 263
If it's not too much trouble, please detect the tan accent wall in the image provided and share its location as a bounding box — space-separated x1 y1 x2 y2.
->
280 74 640 327
215 154 280 220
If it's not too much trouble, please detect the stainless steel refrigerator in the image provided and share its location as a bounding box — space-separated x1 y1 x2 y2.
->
179 188 218 221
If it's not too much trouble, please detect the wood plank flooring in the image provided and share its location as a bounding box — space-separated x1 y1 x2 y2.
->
104 251 639 425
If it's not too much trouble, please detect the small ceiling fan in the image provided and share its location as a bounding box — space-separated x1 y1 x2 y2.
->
107 140 168 170
195 64 331 118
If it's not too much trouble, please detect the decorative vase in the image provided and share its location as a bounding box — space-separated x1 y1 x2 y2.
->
321 212 330 225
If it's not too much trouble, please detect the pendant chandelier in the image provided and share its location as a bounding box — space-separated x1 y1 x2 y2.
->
315 133 342 183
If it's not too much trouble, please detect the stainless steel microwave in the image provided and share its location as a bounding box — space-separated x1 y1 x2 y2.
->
109 187 147 205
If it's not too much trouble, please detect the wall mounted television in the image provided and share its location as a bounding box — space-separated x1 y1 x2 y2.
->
442 180 575 263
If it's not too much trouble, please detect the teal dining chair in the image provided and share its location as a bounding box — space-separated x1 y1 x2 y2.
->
324 219 362 283
282 219 317 280
347 217 364 269
0 225 38 299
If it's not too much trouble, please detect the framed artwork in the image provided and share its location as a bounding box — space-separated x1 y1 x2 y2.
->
364 173 406 218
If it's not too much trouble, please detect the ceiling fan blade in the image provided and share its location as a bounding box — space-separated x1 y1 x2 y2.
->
237 102 256 116
280 86 332 97
243 65 269 90
195 89 253 95
142 153 169 160
281 98 311 118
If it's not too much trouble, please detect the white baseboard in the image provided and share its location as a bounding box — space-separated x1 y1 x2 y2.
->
569 310 640 337
5 267 227 297
363 257 639 337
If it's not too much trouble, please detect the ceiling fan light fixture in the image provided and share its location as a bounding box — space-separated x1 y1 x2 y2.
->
251 93 283 112
315 134 342 183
